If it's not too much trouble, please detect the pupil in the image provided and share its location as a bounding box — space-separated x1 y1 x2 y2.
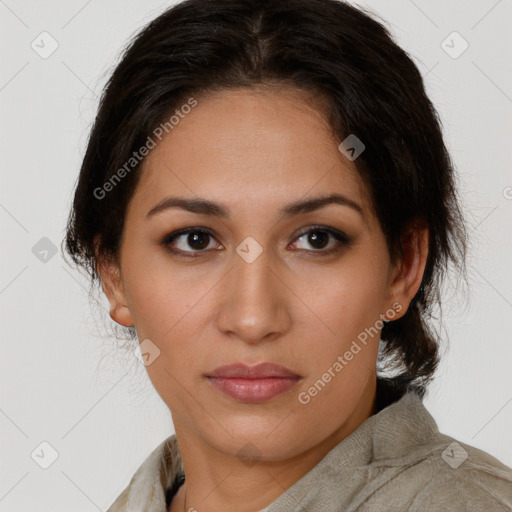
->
309 231 328 249
189 232 209 250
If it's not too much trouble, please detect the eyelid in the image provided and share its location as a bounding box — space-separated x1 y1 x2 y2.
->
161 225 351 256
161 227 215 250
290 225 352 255
293 224 350 243
163 226 216 241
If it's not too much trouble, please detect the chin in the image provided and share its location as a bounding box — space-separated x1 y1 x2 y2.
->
203 415 309 460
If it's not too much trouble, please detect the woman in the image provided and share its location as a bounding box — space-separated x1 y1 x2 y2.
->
63 0 512 510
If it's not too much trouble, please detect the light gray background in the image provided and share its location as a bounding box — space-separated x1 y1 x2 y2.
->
1 0 511 510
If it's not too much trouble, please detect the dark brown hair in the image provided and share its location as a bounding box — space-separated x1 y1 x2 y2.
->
63 0 469 408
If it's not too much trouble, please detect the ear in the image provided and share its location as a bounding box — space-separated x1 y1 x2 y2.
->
384 218 429 321
94 236 135 327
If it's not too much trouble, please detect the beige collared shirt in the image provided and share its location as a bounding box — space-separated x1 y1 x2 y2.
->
106 391 512 511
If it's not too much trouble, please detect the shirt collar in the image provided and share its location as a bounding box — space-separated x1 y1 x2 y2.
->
262 390 439 511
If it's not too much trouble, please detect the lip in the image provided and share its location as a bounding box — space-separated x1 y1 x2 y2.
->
205 363 302 403
206 362 301 379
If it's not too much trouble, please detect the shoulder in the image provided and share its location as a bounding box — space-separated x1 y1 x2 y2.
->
366 392 512 511
106 435 181 512
404 437 512 511
408 453 512 510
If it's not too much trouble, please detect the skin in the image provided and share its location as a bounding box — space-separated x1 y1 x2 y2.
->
97 86 429 512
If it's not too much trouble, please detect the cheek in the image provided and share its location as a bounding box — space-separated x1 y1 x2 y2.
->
126 271 206 405
123 256 219 371
123 250 205 338
293 269 383 431
292 257 387 407
299 259 387 347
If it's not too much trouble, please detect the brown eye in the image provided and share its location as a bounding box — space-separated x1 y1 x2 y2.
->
306 231 330 249
162 228 220 256
183 232 210 250
291 226 351 255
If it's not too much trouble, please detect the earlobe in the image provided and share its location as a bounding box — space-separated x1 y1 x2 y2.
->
95 241 135 328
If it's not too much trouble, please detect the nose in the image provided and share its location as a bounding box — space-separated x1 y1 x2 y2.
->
215 244 291 345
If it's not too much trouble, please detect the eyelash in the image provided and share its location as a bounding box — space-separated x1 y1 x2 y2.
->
161 225 352 259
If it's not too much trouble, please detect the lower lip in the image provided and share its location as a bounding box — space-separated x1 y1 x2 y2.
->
207 376 301 403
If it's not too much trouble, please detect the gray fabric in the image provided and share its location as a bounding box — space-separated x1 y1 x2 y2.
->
107 391 512 511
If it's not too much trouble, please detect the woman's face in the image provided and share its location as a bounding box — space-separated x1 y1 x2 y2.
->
101 87 419 461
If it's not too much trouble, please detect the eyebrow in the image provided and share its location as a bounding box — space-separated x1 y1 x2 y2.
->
145 193 365 221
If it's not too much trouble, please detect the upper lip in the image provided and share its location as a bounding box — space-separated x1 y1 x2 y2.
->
206 362 301 379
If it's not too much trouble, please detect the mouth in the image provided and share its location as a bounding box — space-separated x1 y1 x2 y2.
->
205 362 302 403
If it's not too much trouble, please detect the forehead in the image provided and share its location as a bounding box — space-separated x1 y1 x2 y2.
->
131 86 373 220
